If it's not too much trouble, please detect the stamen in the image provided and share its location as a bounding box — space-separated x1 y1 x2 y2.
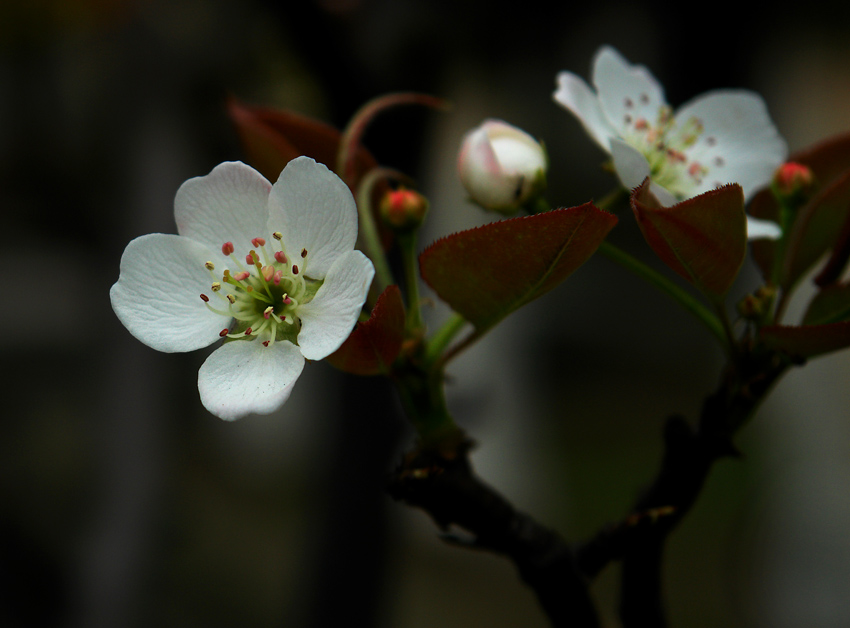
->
211 282 221 292
292 265 299 275
273 270 283 285
261 265 274 282
232 271 250 282
282 293 292 305
200 294 210 302
300 248 308 258
219 328 229 337
205 261 215 270
272 231 283 240
222 242 235 256
252 237 266 247
263 306 274 319
226 294 236 304
274 251 287 264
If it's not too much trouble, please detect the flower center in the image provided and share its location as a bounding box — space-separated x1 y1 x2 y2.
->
621 102 711 198
198 233 321 348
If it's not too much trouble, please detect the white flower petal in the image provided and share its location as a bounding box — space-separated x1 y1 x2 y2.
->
267 156 358 280
197 339 305 421
297 250 375 361
553 71 617 152
458 124 511 209
746 215 783 240
110 233 224 352
609 138 652 191
676 90 787 200
593 46 666 136
174 161 272 258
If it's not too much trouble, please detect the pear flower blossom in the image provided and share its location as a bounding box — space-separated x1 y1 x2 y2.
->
458 119 548 214
553 46 787 239
110 156 375 420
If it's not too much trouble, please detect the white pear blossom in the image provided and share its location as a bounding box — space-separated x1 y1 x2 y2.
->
553 46 787 239
110 156 375 420
458 119 547 214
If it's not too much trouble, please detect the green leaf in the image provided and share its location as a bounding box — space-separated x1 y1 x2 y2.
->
630 180 746 299
750 131 850 285
760 321 850 358
419 203 617 332
803 283 850 325
325 285 405 375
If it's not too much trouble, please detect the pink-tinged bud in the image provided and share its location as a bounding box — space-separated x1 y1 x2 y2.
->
232 271 250 281
245 253 254 265
221 241 235 256
274 251 287 264
458 119 548 214
273 270 283 285
251 237 266 247
379 188 430 231
261 265 274 282
773 162 815 201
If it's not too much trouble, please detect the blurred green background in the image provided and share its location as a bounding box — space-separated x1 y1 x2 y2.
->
2 1 850 626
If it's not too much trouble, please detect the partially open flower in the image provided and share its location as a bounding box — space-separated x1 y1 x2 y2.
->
110 157 375 420
458 119 547 214
554 46 787 239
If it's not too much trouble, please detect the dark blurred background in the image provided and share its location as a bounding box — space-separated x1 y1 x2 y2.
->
3 1 850 626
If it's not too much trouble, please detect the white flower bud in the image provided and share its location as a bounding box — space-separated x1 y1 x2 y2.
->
458 119 547 214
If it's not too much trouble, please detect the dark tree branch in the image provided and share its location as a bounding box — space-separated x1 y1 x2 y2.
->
588 348 790 627
388 441 600 628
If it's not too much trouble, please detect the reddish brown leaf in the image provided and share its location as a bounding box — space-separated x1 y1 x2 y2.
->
419 204 617 332
803 283 850 326
631 180 746 299
751 131 850 284
226 97 380 188
760 321 850 358
325 285 405 375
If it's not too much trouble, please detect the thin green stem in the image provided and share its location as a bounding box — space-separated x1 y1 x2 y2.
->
355 169 397 292
424 312 469 367
598 241 727 347
398 231 425 332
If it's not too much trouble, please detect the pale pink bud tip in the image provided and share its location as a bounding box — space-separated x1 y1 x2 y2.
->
221 242 235 256
251 237 266 247
261 265 274 282
233 271 250 281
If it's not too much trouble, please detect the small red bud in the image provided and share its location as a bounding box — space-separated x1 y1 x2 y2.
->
772 162 815 202
221 241 235 256
379 188 429 231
